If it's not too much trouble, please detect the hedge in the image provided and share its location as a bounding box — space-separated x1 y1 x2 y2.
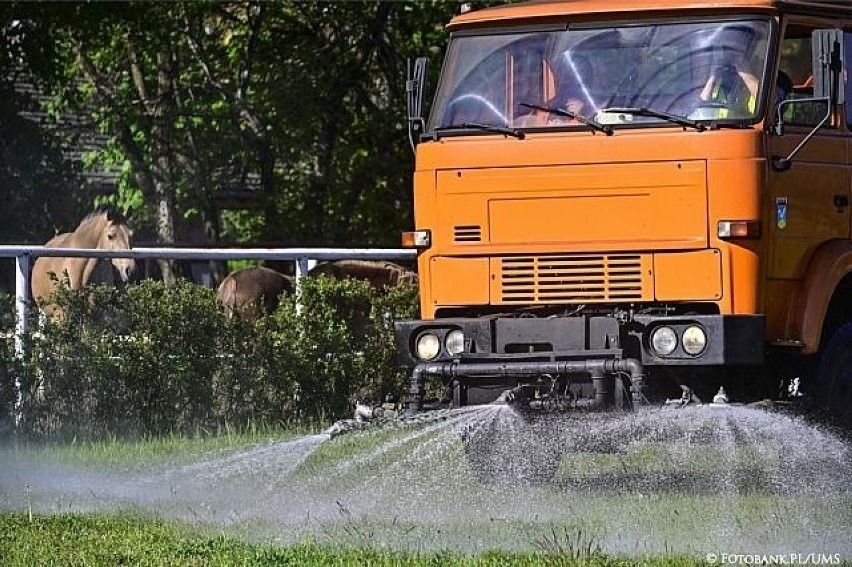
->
0 276 419 440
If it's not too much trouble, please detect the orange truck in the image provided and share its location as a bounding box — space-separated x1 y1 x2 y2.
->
395 0 852 427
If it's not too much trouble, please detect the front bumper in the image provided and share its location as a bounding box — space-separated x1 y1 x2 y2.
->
394 314 764 369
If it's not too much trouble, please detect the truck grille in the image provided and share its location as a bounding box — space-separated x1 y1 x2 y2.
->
498 254 651 303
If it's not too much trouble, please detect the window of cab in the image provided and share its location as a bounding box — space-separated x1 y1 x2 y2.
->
777 23 837 127
429 18 773 132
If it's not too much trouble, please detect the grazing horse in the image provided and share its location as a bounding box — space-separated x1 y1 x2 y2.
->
216 266 295 321
308 260 418 289
31 209 135 314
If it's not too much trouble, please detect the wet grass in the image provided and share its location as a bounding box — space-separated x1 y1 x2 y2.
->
0 422 312 469
300 422 782 495
2 408 850 558
0 512 711 566
556 443 780 480
287 415 852 556
297 414 478 478
554 445 788 497
298 426 408 475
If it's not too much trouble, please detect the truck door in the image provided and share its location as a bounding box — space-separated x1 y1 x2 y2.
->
767 23 850 280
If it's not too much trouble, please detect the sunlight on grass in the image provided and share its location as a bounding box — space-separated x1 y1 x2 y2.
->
0 422 316 468
0 513 710 566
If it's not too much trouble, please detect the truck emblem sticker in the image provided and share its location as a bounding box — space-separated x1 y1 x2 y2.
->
776 197 788 230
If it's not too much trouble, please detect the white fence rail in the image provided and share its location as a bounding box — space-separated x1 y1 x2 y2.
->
0 245 416 347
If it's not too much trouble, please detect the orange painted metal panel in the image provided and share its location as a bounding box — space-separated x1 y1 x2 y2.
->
429 256 490 307
726 243 760 314
414 131 767 319
654 250 722 301
436 193 489 248
764 279 798 342
436 161 707 253
705 159 763 315
766 136 850 279
448 0 847 29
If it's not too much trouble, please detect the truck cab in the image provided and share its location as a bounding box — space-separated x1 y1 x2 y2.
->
396 0 852 425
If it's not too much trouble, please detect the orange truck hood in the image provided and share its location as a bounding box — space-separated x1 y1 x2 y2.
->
435 160 708 254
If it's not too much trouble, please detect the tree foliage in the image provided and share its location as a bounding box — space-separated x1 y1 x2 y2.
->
0 1 463 267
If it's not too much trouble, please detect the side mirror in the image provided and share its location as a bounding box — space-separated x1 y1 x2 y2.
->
407 57 429 152
771 29 842 171
771 97 831 171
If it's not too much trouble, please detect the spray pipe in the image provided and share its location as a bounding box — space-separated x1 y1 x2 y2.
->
406 358 646 415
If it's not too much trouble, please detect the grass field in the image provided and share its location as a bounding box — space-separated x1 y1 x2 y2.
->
1 422 312 468
0 513 710 566
287 418 852 556
2 407 851 563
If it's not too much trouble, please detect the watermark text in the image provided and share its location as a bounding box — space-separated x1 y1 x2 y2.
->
705 553 842 565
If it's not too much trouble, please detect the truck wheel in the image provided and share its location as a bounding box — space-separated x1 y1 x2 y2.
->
461 419 560 484
815 322 852 428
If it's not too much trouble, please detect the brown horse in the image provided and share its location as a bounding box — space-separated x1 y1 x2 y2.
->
31 209 135 314
216 266 295 321
308 260 418 288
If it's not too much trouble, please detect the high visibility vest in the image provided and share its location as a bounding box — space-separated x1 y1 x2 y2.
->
711 80 756 117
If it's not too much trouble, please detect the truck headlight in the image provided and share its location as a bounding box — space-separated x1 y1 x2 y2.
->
445 330 465 355
415 332 440 360
682 325 707 356
650 326 678 356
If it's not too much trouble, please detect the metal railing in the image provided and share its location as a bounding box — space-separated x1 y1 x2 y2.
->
1 245 416 348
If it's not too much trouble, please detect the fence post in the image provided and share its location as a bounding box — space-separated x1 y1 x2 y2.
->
14 253 31 426
295 257 309 314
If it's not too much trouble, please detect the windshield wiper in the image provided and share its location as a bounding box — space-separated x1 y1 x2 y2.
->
520 102 613 136
601 107 706 132
435 122 525 139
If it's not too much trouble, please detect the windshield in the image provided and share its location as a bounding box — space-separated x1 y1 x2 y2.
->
428 19 772 132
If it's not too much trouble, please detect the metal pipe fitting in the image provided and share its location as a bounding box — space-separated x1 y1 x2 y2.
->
406 357 646 414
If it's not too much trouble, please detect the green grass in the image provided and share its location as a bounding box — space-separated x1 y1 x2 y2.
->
0 422 315 469
2 422 849 561
0 513 711 566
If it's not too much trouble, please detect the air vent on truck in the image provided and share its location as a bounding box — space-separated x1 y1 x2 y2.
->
499 254 648 303
453 225 482 243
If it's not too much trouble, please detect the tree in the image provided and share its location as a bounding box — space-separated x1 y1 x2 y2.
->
0 15 97 291
4 0 463 275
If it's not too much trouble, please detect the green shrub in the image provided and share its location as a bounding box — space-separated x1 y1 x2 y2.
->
215 276 419 424
11 276 419 440
22 281 220 437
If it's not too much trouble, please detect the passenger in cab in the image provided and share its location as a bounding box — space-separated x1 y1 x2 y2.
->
775 70 793 107
698 27 760 117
